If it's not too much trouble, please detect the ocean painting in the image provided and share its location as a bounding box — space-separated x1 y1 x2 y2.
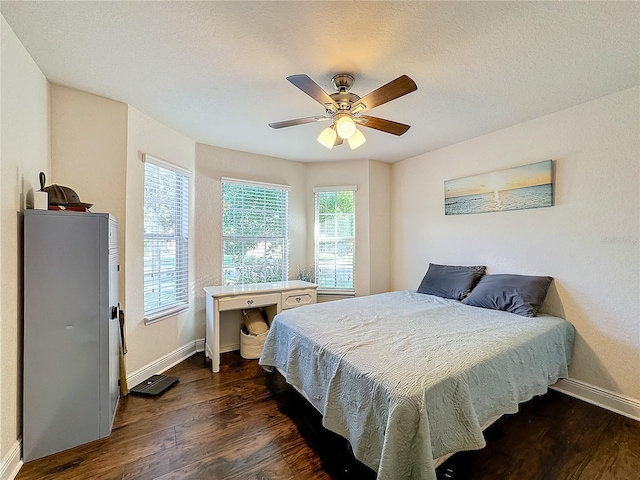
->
445 160 553 215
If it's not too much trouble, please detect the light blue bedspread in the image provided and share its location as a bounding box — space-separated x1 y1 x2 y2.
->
259 291 575 480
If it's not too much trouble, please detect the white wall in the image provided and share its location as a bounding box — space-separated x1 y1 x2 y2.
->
0 14 50 474
391 87 640 402
194 143 308 350
125 106 196 374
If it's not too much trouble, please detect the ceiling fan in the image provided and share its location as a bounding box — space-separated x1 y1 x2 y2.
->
269 73 417 150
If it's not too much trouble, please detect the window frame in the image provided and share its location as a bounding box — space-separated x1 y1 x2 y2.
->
314 185 357 295
142 153 191 324
221 177 290 286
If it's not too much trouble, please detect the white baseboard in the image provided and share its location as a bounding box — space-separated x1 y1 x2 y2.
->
551 378 640 421
221 342 240 353
127 338 205 387
203 341 239 359
0 439 22 480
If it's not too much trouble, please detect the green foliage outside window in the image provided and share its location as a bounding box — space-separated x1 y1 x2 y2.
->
222 182 289 285
315 190 355 291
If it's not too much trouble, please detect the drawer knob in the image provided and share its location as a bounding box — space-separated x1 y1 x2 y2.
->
247 299 254 306
296 296 301 303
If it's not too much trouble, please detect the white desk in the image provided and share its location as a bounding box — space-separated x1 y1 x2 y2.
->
204 281 318 372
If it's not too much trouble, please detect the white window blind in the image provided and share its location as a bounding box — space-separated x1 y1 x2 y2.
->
143 155 190 322
222 178 289 285
314 187 356 293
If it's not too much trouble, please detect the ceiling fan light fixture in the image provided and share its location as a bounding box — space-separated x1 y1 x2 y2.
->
347 128 366 149
335 114 356 139
317 126 337 149
271 73 417 151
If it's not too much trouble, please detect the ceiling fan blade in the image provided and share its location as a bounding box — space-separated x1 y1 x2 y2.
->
286 74 339 110
357 115 411 136
351 75 417 113
269 116 329 129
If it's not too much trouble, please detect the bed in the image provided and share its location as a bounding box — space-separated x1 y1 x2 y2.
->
259 289 575 480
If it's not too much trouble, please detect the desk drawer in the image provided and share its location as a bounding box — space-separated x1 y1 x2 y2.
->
282 289 317 309
218 293 280 312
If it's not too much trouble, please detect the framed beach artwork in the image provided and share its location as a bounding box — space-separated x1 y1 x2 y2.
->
445 160 553 215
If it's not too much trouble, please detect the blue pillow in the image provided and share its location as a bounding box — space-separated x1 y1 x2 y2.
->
417 263 486 300
462 274 553 317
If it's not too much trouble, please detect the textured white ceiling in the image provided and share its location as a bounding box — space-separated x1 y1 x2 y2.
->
2 1 639 163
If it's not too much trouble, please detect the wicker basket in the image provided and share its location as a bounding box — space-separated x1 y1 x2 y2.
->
240 328 268 359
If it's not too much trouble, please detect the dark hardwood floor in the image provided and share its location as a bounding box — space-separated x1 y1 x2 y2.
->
17 352 640 480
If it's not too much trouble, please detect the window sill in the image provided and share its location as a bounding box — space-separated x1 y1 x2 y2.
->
144 304 190 325
317 290 355 297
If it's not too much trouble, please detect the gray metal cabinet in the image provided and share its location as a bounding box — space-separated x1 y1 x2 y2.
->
23 210 120 461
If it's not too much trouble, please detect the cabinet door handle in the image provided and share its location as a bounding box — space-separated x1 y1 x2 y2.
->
247 299 254 306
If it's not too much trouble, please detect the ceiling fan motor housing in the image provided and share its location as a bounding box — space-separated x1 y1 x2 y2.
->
331 74 355 92
329 91 360 112
329 74 359 113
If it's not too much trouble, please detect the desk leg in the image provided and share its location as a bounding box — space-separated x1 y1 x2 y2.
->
205 295 220 373
212 300 220 373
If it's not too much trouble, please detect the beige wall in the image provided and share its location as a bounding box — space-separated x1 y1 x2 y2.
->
368 160 391 295
194 151 389 346
305 160 392 297
50 87 199 377
0 14 50 469
391 87 640 401
45 86 384 376
50 85 127 223
194 143 308 349
125 106 196 373
305 160 370 296
50 84 128 303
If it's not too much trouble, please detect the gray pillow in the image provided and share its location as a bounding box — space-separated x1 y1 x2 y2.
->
462 274 553 317
417 263 486 300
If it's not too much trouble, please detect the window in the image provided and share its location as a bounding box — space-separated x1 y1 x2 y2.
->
314 187 356 294
222 178 289 285
143 154 190 323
